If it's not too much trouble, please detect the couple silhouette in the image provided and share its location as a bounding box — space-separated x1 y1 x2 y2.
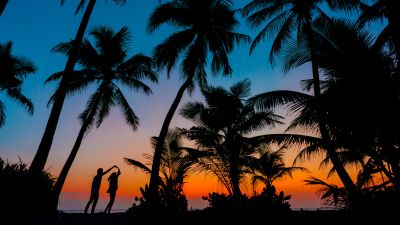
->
84 165 121 214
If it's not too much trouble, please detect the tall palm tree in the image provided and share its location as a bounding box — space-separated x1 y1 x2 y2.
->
124 129 193 212
242 0 360 197
248 18 400 206
147 0 250 203
0 0 8 15
48 26 158 211
0 41 36 127
180 79 283 199
250 147 307 191
29 0 127 177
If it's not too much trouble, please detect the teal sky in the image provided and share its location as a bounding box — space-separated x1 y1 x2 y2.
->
0 0 336 211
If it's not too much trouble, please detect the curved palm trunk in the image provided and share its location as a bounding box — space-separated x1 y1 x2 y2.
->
230 171 242 199
51 117 92 212
304 17 359 207
0 0 8 16
148 74 194 207
29 0 97 176
51 92 101 213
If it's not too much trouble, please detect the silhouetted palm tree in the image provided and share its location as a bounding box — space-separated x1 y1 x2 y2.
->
147 0 250 203
48 26 158 211
180 79 282 199
0 41 36 127
249 19 400 206
312 19 400 189
250 147 307 191
358 0 400 67
30 0 127 177
125 129 192 212
242 0 360 198
0 0 8 15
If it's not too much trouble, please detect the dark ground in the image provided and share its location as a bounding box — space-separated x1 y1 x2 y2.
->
22 210 396 225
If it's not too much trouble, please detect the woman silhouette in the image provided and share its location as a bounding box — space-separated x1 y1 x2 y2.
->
104 166 121 213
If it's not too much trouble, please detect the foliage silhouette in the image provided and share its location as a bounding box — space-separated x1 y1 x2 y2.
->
250 147 308 191
358 0 400 69
125 129 192 213
180 79 283 199
202 185 291 213
0 41 36 128
249 18 400 209
0 157 54 218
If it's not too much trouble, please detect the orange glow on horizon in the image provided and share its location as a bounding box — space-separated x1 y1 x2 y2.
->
59 146 359 210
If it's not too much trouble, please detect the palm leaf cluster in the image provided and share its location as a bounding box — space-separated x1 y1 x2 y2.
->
125 130 192 212
180 80 301 199
0 41 36 127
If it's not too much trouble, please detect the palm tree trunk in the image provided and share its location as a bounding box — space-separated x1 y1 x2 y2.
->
148 74 194 207
304 17 359 206
51 118 91 213
389 159 400 189
29 0 97 176
51 90 101 213
0 0 8 16
231 175 242 199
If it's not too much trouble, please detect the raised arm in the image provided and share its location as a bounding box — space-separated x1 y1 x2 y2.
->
103 165 116 175
116 167 121 176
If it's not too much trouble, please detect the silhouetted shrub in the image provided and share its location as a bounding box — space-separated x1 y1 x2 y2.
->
132 183 188 214
203 185 291 213
0 157 54 217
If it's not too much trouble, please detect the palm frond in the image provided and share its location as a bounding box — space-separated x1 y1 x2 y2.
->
113 86 139 131
179 101 206 125
0 100 5 127
152 29 196 76
293 143 324 165
248 90 311 112
147 1 190 33
6 88 34 115
92 84 115 128
124 157 152 174
230 78 251 98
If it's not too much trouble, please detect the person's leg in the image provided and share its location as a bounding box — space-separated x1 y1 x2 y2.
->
84 196 93 214
104 194 111 213
91 194 99 214
107 192 116 213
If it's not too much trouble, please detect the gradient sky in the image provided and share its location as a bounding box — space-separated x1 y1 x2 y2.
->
0 0 362 211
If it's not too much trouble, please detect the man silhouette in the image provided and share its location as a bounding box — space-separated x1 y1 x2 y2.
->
84 165 116 214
